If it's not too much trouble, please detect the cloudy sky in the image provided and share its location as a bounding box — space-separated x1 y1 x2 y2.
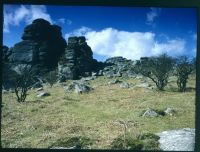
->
3 5 197 61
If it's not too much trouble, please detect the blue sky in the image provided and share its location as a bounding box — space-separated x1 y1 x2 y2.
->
3 5 197 61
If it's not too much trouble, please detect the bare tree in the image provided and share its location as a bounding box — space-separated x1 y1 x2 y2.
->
175 56 193 92
140 53 174 91
11 65 36 102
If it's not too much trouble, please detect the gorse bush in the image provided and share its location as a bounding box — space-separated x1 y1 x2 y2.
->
111 133 160 150
175 56 193 92
51 136 93 149
11 65 36 102
139 53 174 91
44 70 58 87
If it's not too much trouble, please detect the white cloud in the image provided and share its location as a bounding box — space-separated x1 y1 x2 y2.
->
26 5 53 24
57 18 72 25
146 7 161 26
65 26 92 41
3 5 53 33
65 27 186 60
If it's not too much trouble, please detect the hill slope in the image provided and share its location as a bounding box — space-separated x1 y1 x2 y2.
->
1 75 195 149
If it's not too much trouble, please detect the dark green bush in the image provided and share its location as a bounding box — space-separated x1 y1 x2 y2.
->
51 136 92 149
111 133 160 150
44 70 58 87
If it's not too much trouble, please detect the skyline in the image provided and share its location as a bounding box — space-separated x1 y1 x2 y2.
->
3 5 197 61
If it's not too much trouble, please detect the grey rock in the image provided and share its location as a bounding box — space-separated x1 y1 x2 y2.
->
64 81 92 94
63 82 77 92
164 107 177 116
108 79 121 85
37 92 50 97
74 83 91 94
58 36 99 80
119 82 129 88
51 146 76 149
36 87 43 91
32 81 43 89
98 70 103 76
157 128 195 151
104 70 116 78
135 75 144 79
81 76 95 81
2 90 8 94
92 72 97 76
142 108 159 117
134 83 151 89
10 19 66 70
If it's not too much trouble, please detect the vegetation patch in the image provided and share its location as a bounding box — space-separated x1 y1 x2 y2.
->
50 136 93 149
110 133 160 150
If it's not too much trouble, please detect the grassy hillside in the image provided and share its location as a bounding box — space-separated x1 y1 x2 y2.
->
1 75 195 149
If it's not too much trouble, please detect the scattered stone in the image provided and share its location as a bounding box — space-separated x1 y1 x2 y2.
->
108 79 121 85
2 90 8 94
63 82 77 92
135 83 150 88
142 108 159 117
98 70 103 76
81 76 96 81
134 83 153 89
156 128 195 151
36 87 43 91
32 81 43 89
64 82 92 94
119 82 129 88
37 92 50 97
51 146 76 149
74 83 92 94
135 75 143 79
92 72 97 76
164 107 177 116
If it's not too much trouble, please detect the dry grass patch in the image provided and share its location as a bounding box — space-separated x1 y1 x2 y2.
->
1 75 195 148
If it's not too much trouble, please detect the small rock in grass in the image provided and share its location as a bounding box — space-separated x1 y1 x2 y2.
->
74 83 91 94
119 82 129 88
36 87 43 91
108 79 121 85
142 108 159 117
164 107 176 116
37 92 50 97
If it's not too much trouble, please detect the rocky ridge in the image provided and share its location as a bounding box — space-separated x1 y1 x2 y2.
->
2 18 147 89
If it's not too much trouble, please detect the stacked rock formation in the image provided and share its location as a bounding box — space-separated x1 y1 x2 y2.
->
9 18 66 72
58 36 99 81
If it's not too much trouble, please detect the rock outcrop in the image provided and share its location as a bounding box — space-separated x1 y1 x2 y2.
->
58 36 100 81
102 56 138 78
157 128 195 151
9 18 66 71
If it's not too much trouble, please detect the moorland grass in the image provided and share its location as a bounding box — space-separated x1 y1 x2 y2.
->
1 75 195 148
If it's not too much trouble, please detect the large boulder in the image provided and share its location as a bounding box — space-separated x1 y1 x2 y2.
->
9 18 66 71
156 128 195 151
58 36 99 81
64 81 92 94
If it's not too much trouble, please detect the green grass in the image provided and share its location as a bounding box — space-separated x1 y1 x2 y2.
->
1 75 195 149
